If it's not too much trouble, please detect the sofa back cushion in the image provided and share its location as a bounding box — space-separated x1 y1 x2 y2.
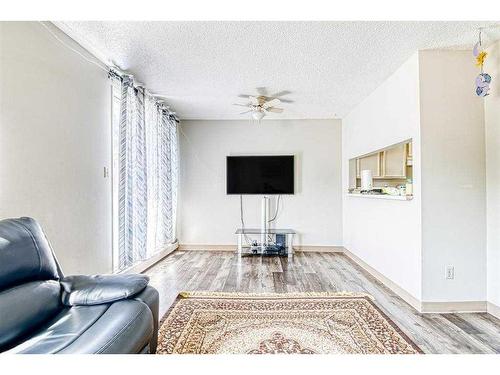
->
0 217 62 350
0 217 60 290
0 280 62 349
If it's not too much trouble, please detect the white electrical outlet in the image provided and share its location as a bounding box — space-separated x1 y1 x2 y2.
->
445 265 455 280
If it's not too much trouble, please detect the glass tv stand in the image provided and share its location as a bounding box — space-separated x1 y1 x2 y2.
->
235 228 295 257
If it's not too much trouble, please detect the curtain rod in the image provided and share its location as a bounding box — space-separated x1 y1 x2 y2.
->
41 21 180 122
109 69 180 123
478 24 500 31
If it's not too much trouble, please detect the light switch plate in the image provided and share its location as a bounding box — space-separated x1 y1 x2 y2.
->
445 265 455 280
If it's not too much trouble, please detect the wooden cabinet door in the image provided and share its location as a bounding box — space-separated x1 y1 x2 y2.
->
383 144 406 178
357 153 381 177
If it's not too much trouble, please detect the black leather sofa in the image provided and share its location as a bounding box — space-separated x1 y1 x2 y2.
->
0 217 159 354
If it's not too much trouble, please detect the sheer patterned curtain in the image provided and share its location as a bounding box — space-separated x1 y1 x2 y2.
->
111 72 178 272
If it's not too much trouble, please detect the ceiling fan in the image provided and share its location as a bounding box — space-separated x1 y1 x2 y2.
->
234 88 291 121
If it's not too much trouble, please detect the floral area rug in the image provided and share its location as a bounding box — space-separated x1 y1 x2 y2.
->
157 292 422 354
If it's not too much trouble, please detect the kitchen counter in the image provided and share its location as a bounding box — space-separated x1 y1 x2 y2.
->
346 193 413 201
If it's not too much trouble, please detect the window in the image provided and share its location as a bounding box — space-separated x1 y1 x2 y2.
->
111 79 122 272
110 73 178 273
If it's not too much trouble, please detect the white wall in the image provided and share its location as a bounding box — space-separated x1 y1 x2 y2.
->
419 50 486 302
0 22 112 274
179 119 342 247
485 41 500 308
0 22 493 308
343 50 488 305
342 53 423 301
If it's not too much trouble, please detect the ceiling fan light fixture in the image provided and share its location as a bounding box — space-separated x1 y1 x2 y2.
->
251 110 265 121
236 92 288 120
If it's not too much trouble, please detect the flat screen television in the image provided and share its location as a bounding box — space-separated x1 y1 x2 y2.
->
226 155 294 195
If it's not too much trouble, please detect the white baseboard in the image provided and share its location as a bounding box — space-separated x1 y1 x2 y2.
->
294 245 343 253
342 247 491 314
342 247 422 312
421 301 487 313
120 242 178 274
342 247 493 314
487 301 500 319
178 244 343 253
178 244 236 251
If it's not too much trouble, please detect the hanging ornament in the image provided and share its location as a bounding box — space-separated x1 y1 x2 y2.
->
473 41 481 57
474 29 492 97
476 73 491 97
476 51 488 66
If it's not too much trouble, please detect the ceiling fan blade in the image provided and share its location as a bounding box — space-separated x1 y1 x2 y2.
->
238 94 253 99
233 103 249 107
278 98 294 103
262 98 281 109
249 96 259 105
239 110 252 114
270 90 291 98
256 87 268 96
266 107 284 113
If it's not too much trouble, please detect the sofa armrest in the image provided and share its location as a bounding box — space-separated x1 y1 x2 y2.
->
133 286 160 353
60 274 150 306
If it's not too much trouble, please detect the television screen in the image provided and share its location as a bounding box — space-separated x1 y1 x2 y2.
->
226 155 294 195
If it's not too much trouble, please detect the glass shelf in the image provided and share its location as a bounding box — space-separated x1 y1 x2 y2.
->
235 228 295 257
235 228 296 235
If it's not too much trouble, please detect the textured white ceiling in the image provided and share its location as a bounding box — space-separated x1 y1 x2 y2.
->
57 21 500 119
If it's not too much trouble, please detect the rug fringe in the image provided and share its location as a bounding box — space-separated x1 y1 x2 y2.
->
178 291 374 300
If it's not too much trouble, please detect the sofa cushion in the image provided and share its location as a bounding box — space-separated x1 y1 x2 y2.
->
0 217 60 290
0 280 62 350
7 299 154 354
60 274 150 306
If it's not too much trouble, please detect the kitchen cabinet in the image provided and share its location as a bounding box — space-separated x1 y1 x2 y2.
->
407 142 413 166
382 143 406 178
356 152 381 178
356 142 410 179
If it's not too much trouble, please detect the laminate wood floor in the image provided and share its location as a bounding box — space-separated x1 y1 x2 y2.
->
146 251 500 354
